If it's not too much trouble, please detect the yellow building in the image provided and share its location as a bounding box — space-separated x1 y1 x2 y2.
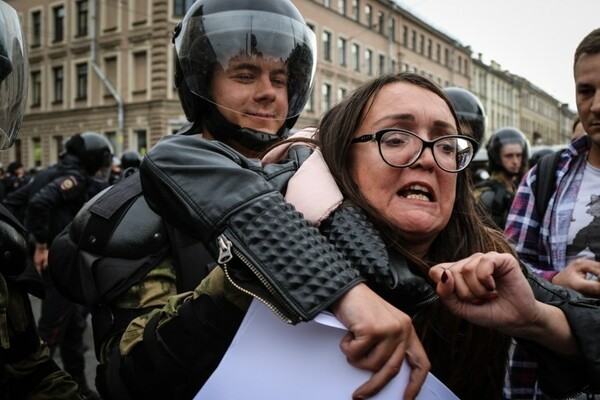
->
3 0 573 169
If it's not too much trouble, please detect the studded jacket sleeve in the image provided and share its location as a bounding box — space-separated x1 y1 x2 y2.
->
139 135 363 324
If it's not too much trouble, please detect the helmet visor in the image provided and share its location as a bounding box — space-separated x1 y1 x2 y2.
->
0 2 28 150
175 10 316 121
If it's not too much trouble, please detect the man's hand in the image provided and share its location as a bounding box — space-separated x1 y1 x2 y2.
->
331 283 430 400
552 259 600 298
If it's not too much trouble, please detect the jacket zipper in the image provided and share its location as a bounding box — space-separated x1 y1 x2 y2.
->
410 291 439 321
217 234 295 324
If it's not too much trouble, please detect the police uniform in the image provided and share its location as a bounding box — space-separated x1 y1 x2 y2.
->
0 203 81 399
7 153 94 396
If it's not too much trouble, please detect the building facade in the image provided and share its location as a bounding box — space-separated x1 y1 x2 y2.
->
3 0 576 169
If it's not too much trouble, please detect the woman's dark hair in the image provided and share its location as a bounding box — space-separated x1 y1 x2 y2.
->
316 72 512 399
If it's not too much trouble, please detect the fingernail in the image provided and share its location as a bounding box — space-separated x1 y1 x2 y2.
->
441 271 448 283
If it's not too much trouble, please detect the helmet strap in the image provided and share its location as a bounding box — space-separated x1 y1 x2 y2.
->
204 104 288 153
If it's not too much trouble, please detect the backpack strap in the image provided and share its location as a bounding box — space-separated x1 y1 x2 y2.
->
533 151 562 217
79 171 143 254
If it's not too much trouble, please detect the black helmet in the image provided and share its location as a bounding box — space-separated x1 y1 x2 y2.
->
0 2 28 151
486 127 530 174
65 132 114 176
120 150 142 170
444 87 486 150
173 0 316 151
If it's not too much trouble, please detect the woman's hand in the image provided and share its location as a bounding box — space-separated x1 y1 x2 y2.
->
332 283 430 400
429 252 578 355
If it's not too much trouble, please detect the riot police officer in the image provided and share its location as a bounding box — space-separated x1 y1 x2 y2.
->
475 127 530 229
0 2 82 399
444 87 488 185
50 0 324 398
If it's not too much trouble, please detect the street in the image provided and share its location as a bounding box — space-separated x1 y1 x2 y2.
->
30 294 99 395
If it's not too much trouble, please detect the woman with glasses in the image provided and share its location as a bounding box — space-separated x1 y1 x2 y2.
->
139 72 599 399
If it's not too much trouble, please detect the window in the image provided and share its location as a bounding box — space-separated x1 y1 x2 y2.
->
338 38 347 67
427 39 432 59
365 49 373 76
444 48 449 66
402 26 408 46
377 11 384 34
337 87 347 101
53 5 65 42
31 70 41 107
133 51 148 94
351 43 360 72
436 44 441 62
53 135 64 162
133 0 149 24
135 130 148 155
322 83 331 112
365 5 372 27
322 31 332 62
338 0 346 15
103 0 118 31
351 0 359 21
173 0 195 17
103 56 117 97
53 66 64 103
411 30 416 50
32 137 42 168
419 34 424 54
324 0 331 8
105 131 117 152
76 1 88 37
389 18 396 41
31 11 41 47
379 54 385 75
76 62 88 100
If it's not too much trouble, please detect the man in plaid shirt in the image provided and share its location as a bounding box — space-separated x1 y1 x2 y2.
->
504 27 600 399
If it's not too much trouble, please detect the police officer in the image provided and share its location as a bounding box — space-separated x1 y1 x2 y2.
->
444 87 488 185
0 2 82 399
108 150 142 184
475 127 530 229
28 132 112 400
5 131 112 400
50 0 321 398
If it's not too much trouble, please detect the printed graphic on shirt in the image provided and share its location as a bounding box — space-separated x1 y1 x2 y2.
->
59 176 77 191
567 194 600 263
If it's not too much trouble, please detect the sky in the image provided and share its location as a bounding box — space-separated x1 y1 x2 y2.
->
397 0 600 110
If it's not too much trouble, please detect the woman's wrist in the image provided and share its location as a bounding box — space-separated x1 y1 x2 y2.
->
521 302 579 356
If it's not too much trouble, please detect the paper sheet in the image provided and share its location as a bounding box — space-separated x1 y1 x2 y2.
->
195 300 458 399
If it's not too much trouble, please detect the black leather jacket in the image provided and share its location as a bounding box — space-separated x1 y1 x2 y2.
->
139 134 600 398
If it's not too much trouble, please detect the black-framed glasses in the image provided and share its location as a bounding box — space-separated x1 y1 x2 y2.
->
351 128 476 173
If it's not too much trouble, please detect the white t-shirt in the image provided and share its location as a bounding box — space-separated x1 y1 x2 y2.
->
566 161 600 279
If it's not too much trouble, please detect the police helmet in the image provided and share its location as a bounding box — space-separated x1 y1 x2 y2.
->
486 127 530 173
0 2 28 151
65 132 114 176
120 150 142 170
173 0 317 151
444 87 486 150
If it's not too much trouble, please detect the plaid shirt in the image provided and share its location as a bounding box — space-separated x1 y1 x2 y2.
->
503 135 591 399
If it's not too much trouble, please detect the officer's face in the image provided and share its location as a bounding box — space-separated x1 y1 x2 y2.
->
210 56 289 135
500 144 522 174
